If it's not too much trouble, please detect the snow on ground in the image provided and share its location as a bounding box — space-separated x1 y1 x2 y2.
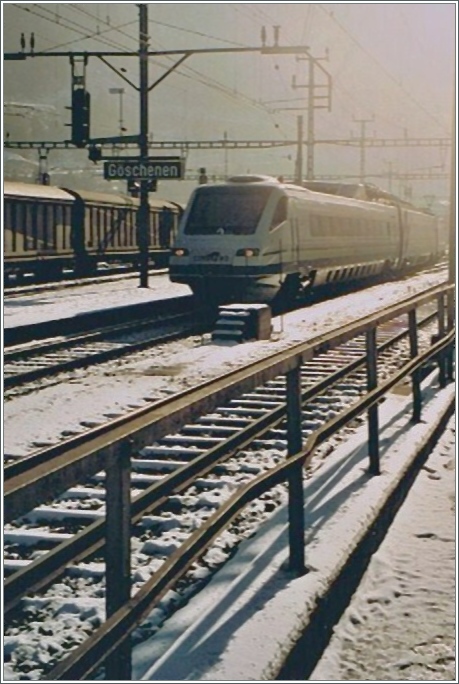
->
131 383 455 682
3 269 456 681
4 269 446 458
3 273 191 329
309 414 456 682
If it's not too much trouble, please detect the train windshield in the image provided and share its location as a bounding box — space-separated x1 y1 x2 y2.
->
184 186 273 235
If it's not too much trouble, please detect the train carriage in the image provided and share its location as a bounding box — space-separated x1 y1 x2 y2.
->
169 175 442 304
3 181 183 282
4 182 76 279
62 188 139 275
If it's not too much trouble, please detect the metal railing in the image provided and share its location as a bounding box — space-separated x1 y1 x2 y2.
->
4 283 454 680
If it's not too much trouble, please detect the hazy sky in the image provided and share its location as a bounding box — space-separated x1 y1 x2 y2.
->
2 2 456 201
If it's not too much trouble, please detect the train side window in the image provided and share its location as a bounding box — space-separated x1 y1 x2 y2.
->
269 196 288 231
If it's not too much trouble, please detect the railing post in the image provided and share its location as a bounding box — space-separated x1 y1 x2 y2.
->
437 293 447 388
408 309 422 422
105 440 132 680
366 327 380 475
446 289 455 381
286 361 305 574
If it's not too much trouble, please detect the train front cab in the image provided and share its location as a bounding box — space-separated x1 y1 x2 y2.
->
169 178 290 303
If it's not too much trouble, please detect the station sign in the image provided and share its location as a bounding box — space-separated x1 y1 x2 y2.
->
103 157 184 181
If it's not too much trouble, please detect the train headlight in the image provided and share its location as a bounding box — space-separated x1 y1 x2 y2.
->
236 248 259 257
172 248 188 257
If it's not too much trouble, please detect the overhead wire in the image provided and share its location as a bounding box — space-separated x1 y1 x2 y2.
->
316 3 449 134
12 3 138 53
9 3 295 136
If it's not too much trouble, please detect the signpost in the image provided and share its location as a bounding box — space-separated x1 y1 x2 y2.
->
103 157 183 181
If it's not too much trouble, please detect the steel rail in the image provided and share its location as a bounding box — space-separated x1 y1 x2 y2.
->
4 311 211 390
43 328 455 680
4 282 453 523
2 305 448 615
6 314 427 615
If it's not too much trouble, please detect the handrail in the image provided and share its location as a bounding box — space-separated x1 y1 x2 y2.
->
2 308 440 615
44 326 455 680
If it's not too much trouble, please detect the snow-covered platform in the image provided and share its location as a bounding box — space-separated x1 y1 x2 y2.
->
132 375 455 681
3 275 190 329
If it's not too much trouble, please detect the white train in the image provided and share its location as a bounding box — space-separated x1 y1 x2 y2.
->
169 175 444 304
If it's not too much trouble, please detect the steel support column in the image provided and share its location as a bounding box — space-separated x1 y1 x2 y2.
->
408 309 422 422
366 327 380 475
105 440 132 680
286 362 305 574
138 4 150 288
437 293 447 388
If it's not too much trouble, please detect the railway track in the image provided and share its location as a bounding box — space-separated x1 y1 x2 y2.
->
4 268 168 298
3 295 445 679
4 300 215 394
5 263 447 395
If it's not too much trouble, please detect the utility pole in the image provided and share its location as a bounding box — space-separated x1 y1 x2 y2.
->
223 130 229 179
353 115 375 183
306 56 315 180
295 115 303 184
447 91 455 354
291 52 332 181
384 160 394 193
138 4 149 288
